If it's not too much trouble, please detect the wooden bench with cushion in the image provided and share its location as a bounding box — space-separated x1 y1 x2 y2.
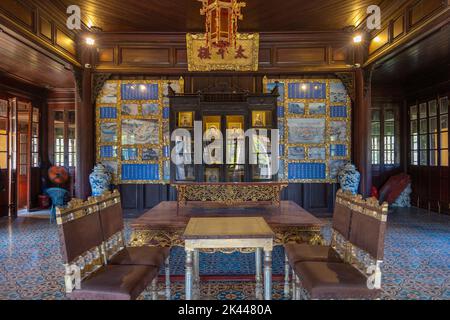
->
284 189 354 298
292 195 388 300
56 194 165 300
95 190 171 300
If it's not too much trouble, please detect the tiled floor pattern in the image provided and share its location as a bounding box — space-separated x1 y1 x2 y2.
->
0 207 449 300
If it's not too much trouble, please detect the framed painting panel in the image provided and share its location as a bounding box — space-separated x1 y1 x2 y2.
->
122 119 159 145
288 118 326 144
100 122 117 143
178 111 194 128
309 102 326 115
330 121 348 142
142 103 160 116
309 147 326 160
99 82 118 104
288 147 306 160
288 103 305 115
122 103 139 116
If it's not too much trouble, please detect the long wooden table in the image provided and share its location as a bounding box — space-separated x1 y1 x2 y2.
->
130 201 324 249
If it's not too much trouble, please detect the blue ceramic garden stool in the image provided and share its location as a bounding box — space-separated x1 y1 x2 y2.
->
45 188 69 223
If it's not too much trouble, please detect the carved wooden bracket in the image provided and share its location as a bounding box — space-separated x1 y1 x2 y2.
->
72 67 83 100
363 66 374 97
92 73 112 103
335 72 356 102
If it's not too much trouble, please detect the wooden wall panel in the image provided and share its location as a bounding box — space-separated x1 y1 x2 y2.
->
175 49 187 66
94 32 355 73
55 28 77 55
411 0 443 26
276 47 326 65
0 0 34 28
121 48 171 65
393 15 404 39
39 16 52 41
98 48 114 63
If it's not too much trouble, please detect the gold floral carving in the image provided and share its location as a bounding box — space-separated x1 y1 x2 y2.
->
174 183 287 207
129 226 322 253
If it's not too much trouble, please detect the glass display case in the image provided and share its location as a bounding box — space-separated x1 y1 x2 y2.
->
169 87 278 183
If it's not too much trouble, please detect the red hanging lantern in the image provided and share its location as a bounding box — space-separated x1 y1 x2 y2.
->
198 0 246 49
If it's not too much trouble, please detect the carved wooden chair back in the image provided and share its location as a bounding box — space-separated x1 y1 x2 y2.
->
330 189 357 259
347 196 389 289
93 190 126 261
56 198 105 293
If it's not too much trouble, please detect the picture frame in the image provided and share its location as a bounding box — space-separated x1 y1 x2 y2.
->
205 167 220 183
178 111 194 128
252 111 267 128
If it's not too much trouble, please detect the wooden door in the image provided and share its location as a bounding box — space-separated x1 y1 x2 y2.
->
0 98 9 217
29 107 40 209
8 98 17 217
17 105 30 210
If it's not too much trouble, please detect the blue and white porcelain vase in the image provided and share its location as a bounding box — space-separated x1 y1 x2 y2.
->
338 163 360 195
89 163 111 196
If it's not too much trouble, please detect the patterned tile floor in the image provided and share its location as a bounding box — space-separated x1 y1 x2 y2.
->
0 207 449 300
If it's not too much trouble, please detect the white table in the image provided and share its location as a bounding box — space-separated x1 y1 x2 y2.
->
183 217 275 300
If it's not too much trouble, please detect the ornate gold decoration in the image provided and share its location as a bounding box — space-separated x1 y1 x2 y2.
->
263 77 352 183
130 225 322 252
187 33 259 72
56 196 99 225
174 183 287 207
96 78 184 184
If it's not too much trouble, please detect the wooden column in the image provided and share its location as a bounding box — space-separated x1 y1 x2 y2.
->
74 47 95 199
354 42 373 197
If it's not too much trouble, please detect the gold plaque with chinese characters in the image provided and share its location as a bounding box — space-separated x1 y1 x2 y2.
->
186 33 259 72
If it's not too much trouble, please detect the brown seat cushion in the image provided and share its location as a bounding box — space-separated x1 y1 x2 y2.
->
284 244 342 267
109 246 170 267
294 262 380 300
69 265 158 300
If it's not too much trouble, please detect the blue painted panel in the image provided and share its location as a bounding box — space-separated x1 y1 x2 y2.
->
330 106 347 118
331 145 347 157
288 163 326 180
100 107 117 119
121 164 160 181
100 146 116 158
163 107 170 119
277 106 285 118
121 84 159 100
288 82 326 99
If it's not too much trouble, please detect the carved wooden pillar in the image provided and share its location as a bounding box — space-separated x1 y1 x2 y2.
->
353 37 373 197
74 47 95 199
353 41 373 197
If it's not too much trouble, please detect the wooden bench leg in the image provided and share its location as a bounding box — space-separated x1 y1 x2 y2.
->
284 254 290 298
295 275 301 301
292 268 296 300
151 277 158 300
165 256 170 300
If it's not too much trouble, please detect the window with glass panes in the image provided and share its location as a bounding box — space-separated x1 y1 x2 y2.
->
371 110 381 165
54 111 65 166
371 107 399 166
52 109 76 168
410 97 449 167
31 108 39 168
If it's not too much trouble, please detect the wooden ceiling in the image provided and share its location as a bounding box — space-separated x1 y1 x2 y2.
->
57 0 386 32
0 31 74 89
373 24 450 86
